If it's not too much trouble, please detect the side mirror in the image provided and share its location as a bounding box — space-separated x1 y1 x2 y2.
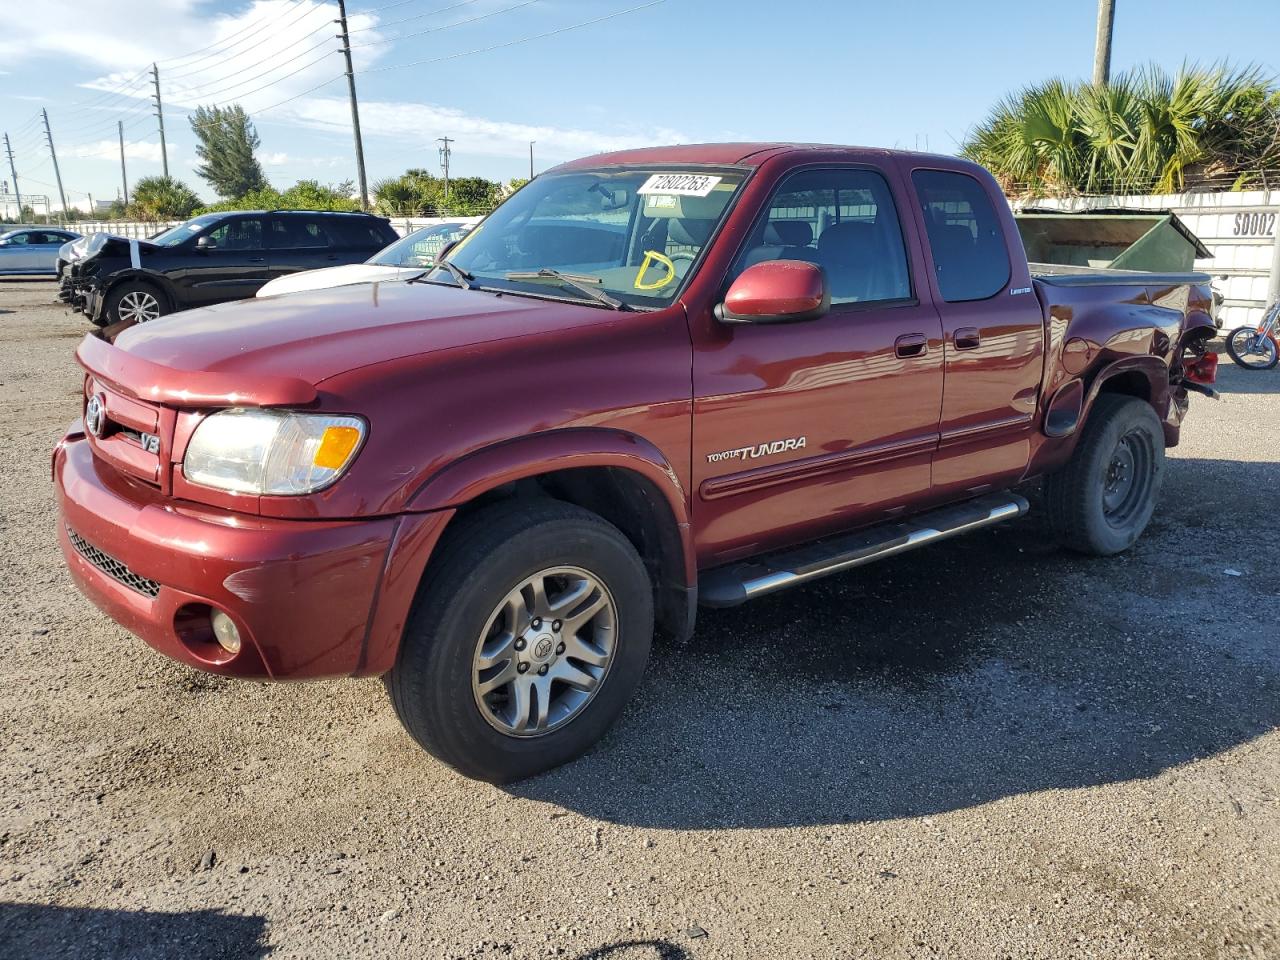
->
195 235 217 251
716 260 829 325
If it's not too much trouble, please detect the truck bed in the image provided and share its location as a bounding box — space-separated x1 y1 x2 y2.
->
1030 262 1211 286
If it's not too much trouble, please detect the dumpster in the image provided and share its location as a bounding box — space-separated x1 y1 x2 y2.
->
1015 208 1211 273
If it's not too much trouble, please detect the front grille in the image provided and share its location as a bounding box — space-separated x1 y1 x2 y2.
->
67 527 161 598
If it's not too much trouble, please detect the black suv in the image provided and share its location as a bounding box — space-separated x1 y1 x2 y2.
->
60 210 399 326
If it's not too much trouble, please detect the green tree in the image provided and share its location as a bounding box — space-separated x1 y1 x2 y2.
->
195 179 361 214
372 169 445 215
963 63 1280 195
189 104 268 199
127 176 202 220
445 176 500 214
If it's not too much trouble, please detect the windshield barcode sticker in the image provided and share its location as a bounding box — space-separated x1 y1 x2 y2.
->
637 173 723 197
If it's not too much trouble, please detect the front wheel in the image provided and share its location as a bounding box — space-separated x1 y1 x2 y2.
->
388 500 653 783
1225 325 1279 370
1044 394 1165 556
103 281 168 326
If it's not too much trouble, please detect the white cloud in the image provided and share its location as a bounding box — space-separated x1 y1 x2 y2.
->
5 1 691 187
284 96 687 166
67 139 166 164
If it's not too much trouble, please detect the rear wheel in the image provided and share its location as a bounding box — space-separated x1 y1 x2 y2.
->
1044 394 1165 556
1225 325 1279 370
104 281 168 326
388 499 653 783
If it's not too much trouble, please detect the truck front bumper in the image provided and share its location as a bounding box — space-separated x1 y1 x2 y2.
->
54 433 452 680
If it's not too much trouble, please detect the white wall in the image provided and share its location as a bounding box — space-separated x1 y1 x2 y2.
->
43 215 483 241
1012 189 1280 329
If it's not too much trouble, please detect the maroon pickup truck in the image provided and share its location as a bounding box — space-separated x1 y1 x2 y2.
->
54 144 1219 782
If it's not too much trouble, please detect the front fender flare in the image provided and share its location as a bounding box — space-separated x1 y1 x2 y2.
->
405 427 695 585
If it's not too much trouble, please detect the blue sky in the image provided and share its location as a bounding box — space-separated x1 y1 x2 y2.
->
1 0 1277 210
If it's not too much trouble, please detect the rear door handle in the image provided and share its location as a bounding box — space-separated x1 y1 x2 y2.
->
954 326 981 350
248 256 266 263
894 333 929 358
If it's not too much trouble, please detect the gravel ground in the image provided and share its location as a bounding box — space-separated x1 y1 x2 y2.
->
1 278 1277 960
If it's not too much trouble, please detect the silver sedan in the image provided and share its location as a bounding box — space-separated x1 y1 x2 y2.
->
0 228 82 275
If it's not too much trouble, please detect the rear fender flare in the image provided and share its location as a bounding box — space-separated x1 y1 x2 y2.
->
405 428 695 585
1082 355 1170 425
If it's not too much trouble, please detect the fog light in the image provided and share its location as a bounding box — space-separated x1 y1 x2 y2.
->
210 610 242 655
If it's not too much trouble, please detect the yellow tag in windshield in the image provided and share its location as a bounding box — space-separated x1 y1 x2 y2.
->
634 250 676 290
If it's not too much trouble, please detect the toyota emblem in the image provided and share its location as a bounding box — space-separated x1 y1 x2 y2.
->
85 394 106 438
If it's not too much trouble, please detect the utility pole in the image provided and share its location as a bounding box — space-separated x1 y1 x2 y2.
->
335 0 369 209
1092 0 1115 86
3 133 20 221
41 109 69 217
152 63 169 177
529 141 535 180
438 136 453 204
118 121 129 207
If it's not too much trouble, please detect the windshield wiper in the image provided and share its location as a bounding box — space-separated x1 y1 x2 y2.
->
504 268 627 310
421 259 474 289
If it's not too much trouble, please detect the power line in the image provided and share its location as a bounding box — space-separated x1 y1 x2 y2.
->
158 0 312 68
166 38 338 104
163 6 333 81
182 74 349 134
352 0 539 48
348 0 480 33
364 0 665 73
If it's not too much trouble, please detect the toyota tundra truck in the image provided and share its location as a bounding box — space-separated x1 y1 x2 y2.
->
53 144 1218 783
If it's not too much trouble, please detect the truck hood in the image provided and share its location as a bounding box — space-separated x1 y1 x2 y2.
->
255 262 419 298
109 280 609 398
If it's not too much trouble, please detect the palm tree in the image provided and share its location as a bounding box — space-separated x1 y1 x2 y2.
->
963 63 1279 195
127 176 202 221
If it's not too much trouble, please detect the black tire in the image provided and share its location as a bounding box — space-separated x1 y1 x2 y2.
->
103 280 169 326
388 499 653 783
1044 394 1165 556
1224 325 1279 370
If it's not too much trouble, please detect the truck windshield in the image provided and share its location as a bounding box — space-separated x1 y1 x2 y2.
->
432 168 745 308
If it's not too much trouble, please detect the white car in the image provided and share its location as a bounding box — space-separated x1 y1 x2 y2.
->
256 221 473 297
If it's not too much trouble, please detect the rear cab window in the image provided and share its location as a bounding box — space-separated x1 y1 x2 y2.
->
728 167 913 307
911 170 1011 302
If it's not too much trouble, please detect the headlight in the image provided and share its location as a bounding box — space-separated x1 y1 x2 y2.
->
183 409 366 495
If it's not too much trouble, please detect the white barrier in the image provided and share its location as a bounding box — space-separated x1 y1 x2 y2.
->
28 214 485 241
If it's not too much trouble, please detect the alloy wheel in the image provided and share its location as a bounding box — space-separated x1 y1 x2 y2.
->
471 566 617 737
118 290 161 323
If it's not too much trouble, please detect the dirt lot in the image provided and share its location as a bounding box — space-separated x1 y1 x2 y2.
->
1 277 1277 960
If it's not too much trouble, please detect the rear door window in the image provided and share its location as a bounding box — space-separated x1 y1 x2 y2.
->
270 216 334 250
911 170 1010 302
330 219 395 249
729 168 912 306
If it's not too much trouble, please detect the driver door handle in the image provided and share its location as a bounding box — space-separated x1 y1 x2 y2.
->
894 333 928 358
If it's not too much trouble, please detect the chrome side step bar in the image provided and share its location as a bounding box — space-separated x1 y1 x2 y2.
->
698 492 1029 607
